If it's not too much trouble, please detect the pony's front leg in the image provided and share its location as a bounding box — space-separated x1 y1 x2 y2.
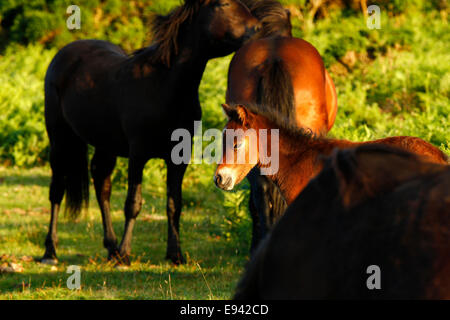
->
91 151 119 260
117 156 146 265
165 161 187 264
42 203 61 265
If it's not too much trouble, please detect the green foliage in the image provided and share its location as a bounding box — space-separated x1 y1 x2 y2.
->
0 1 447 170
0 44 56 166
220 186 251 247
306 10 450 151
0 1 447 163
0 166 245 299
199 56 231 131
10 9 57 43
0 0 158 52
0 0 448 300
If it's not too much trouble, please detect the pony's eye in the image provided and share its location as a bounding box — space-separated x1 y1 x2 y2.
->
234 142 243 150
220 2 230 7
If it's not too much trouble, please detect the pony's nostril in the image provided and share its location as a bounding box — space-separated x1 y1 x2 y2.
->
223 176 232 187
215 174 223 187
215 173 234 190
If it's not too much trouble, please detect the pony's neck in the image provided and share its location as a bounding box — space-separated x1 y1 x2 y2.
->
171 20 209 65
132 22 209 92
266 133 318 204
170 23 210 88
261 125 352 204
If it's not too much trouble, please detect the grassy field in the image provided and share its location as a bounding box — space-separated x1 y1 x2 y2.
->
0 1 449 299
0 162 253 299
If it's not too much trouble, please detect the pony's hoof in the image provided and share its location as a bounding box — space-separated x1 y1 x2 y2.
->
109 252 131 266
41 258 58 266
166 252 186 265
107 249 120 261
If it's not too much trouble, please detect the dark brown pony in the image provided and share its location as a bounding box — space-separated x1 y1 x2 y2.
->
234 145 450 299
42 0 260 265
215 103 448 204
226 0 337 252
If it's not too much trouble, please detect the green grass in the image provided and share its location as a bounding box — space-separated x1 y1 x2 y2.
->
0 163 251 300
0 2 449 300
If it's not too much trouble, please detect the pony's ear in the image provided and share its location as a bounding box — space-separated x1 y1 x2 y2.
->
285 9 291 19
222 103 236 119
222 104 255 126
236 105 255 126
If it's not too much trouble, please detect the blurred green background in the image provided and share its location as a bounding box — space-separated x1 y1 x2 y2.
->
0 0 449 299
0 0 448 167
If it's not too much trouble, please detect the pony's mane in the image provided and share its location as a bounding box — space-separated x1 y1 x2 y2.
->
240 0 292 38
227 102 317 140
143 0 206 67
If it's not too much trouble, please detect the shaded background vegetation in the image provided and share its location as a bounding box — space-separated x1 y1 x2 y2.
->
0 0 449 299
0 0 448 167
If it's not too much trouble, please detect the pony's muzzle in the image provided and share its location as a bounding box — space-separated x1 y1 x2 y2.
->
214 172 234 190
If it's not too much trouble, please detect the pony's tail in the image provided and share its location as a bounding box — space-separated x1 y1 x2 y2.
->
257 57 295 121
64 139 89 219
45 78 89 220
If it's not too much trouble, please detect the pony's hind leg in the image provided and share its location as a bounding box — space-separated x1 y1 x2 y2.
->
43 77 89 264
91 150 119 260
117 155 147 265
165 161 187 264
42 149 65 264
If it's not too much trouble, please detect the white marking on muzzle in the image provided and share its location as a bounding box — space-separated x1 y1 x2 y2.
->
216 166 237 190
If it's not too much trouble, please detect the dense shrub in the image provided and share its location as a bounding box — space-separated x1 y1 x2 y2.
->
0 0 158 52
0 0 448 168
2 0 446 51
0 44 56 166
